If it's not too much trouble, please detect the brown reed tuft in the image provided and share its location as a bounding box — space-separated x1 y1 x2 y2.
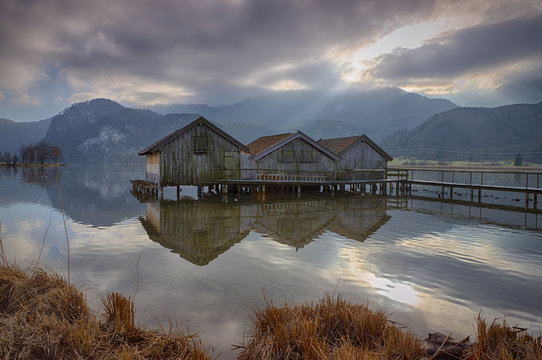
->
464 315 542 360
238 293 426 360
0 260 212 360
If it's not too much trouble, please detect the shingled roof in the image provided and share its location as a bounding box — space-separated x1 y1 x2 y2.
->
318 136 362 155
318 135 393 161
247 131 341 161
246 133 294 156
138 116 249 155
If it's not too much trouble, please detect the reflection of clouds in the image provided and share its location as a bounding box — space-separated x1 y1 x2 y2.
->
335 244 419 306
1 204 52 262
370 277 418 306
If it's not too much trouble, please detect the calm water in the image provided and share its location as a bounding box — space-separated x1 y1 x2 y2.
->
1 165 541 359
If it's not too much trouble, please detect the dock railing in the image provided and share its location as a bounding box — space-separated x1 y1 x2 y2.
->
211 168 389 183
389 166 542 211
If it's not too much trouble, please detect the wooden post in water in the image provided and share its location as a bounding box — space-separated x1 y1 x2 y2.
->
441 170 444 197
450 171 454 199
176 185 181 200
470 172 473 202
525 173 529 209
479 172 483 202
535 174 539 210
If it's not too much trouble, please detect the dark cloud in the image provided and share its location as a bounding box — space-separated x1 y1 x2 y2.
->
370 12 542 80
1 0 541 119
0 0 434 105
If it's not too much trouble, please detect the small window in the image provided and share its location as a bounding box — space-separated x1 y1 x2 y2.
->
193 136 209 154
278 149 294 162
301 149 316 163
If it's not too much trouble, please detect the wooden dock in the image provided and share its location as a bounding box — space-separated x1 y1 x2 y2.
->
388 166 542 211
130 165 541 212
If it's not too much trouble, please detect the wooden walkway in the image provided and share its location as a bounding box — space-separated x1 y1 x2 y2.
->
130 166 541 212
388 166 542 211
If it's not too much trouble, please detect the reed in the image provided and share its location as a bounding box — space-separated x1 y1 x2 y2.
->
464 315 542 360
0 260 211 360
238 293 425 360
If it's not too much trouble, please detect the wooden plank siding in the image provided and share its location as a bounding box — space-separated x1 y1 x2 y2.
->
336 141 388 181
159 123 241 186
255 138 337 180
145 152 160 183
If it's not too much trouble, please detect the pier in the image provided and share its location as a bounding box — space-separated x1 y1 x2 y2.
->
389 166 542 212
131 165 541 213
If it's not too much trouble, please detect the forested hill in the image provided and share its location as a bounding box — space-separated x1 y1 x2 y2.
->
0 117 52 153
43 99 199 163
382 102 542 162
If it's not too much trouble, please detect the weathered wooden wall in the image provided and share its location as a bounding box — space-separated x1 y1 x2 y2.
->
336 141 388 180
256 138 336 178
241 151 256 180
145 152 160 184
159 123 241 186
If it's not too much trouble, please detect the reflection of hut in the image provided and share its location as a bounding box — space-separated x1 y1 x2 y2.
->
252 200 335 249
318 135 392 180
139 197 391 265
328 198 390 242
140 200 248 266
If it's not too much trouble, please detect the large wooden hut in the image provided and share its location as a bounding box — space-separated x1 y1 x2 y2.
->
246 131 341 181
318 135 392 180
138 116 250 187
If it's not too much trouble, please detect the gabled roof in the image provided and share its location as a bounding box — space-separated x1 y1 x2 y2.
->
247 131 341 161
318 134 393 161
246 133 294 155
138 116 249 155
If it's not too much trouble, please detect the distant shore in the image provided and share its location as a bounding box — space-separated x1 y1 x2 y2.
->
389 164 542 173
0 163 66 168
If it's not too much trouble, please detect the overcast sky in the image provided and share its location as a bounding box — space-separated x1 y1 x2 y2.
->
1 0 541 121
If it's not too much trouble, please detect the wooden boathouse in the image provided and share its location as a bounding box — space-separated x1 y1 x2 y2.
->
134 116 393 198
246 131 341 182
318 135 393 181
137 116 250 189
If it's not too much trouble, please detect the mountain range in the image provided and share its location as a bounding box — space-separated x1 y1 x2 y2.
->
152 87 457 140
383 102 542 162
0 88 540 163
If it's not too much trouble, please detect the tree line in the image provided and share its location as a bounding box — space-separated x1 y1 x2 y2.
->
0 142 61 165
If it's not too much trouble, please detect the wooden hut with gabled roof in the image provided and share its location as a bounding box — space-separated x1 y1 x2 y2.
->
138 116 250 187
246 131 341 182
318 134 393 180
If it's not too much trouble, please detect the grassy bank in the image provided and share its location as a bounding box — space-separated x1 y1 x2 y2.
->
0 261 211 359
1 260 540 359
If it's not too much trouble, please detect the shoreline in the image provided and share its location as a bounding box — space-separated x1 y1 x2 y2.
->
0 260 540 359
0 163 66 168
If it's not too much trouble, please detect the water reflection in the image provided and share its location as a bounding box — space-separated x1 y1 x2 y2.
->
2 165 542 360
0 165 145 227
140 197 390 265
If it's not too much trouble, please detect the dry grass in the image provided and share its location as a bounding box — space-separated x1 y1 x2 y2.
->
0 261 211 360
464 315 542 360
237 293 425 360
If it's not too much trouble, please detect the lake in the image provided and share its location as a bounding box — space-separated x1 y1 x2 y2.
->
1 165 541 359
